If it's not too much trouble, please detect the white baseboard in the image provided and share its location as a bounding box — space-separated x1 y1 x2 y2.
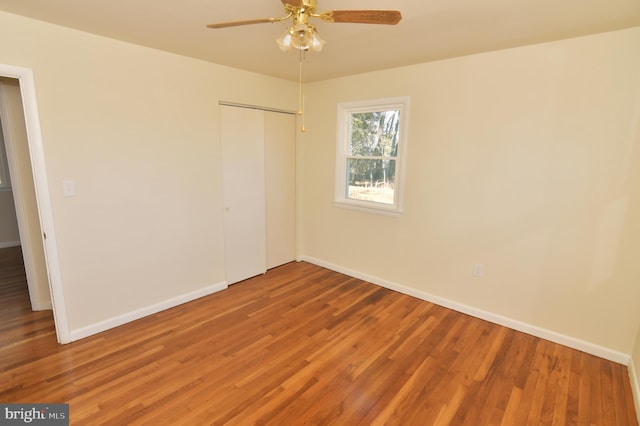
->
31 301 52 311
0 240 21 249
298 255 631 365
69 281 228 342
630 360 640 424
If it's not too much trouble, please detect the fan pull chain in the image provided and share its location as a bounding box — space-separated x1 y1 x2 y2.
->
298 49 306 132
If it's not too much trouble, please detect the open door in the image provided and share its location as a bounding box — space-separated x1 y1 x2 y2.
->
0 78 51 311
0 64 69 343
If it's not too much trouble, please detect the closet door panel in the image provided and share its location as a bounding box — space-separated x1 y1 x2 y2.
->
265 111 296 269
220 105 266 284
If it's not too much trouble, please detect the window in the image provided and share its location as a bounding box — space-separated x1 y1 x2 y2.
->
334 97 409 215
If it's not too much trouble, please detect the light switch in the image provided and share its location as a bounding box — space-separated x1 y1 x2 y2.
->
62 180 76 197
473 263 484 277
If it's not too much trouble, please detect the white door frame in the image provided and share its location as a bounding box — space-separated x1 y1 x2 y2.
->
0 64 70 344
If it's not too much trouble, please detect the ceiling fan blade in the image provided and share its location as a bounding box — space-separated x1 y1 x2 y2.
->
321 10 402 25
206 18 280 29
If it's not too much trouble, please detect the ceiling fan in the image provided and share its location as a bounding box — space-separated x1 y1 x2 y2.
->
206 0 402 52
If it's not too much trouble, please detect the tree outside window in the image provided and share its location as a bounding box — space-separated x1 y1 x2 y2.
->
347 110 399 204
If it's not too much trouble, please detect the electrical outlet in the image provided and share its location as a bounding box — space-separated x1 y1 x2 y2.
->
473 263 484 277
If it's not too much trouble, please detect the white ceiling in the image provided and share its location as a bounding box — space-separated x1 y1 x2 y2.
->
1 0 639 82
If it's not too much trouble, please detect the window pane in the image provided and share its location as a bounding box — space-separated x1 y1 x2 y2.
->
346 158 396 205
349 110 400 157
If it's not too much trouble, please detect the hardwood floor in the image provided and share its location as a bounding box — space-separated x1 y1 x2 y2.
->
0 247 637 425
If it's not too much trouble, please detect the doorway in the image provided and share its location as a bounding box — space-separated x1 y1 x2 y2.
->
0 78 50 312
0 64 69 343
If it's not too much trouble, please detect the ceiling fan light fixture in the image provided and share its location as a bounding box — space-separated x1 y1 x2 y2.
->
307 27 326 52
276 23 325 52
276 30 293 51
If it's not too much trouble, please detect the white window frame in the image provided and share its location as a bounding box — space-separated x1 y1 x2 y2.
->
334 96 409 216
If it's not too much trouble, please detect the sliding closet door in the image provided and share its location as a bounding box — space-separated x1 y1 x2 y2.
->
264 111 296 269
220 106 266 284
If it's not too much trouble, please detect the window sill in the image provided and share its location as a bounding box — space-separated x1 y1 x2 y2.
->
333 200 402 217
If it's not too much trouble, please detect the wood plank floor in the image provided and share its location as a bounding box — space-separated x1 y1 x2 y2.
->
0 247 637 425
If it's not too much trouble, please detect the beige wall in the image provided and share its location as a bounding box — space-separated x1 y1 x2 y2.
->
0 11 297 332
0 190 20 245
301 27 640 355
